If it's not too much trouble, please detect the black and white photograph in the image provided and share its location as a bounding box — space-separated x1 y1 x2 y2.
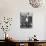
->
20 12 32 28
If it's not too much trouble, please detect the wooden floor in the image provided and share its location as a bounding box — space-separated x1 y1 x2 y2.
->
0 40 46 46
0 42 16 46
0 40 16 46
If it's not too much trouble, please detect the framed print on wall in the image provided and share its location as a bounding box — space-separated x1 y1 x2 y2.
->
20 12 33 28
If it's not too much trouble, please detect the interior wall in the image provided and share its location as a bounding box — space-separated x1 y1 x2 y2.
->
0 0 46 40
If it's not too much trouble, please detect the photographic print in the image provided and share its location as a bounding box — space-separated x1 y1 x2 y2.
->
20 12 32 28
